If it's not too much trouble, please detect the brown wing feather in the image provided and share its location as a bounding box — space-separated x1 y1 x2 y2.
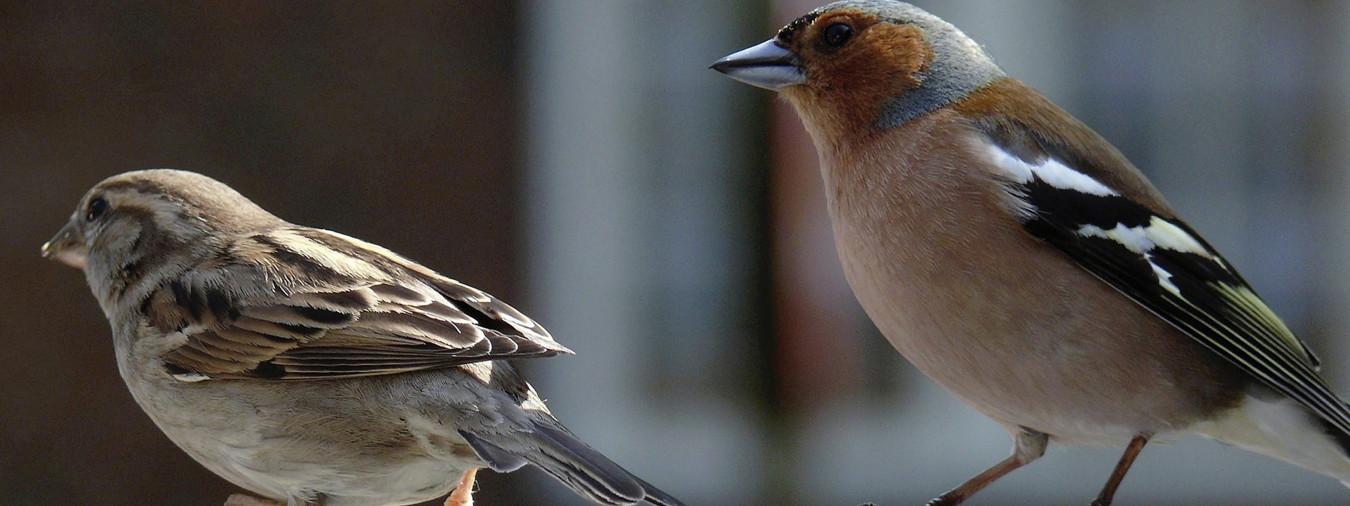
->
153 227 571 381
953 78 1176 213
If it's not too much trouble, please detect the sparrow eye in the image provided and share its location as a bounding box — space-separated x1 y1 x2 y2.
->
86 197 109 222
823 23 853 47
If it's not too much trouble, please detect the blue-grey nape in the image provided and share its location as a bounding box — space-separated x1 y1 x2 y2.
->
822 0 1005 129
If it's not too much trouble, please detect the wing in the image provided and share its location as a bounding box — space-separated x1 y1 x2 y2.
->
972 129 1350 434
144 226 571 381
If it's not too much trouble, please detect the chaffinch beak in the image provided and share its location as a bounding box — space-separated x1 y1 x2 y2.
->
710 39 804 91
42 221 88 269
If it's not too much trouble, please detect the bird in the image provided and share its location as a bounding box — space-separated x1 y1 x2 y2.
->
712 1 1350 504
41 169 681 506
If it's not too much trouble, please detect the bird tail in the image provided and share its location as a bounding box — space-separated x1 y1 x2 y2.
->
459 419 682 506
1194 393 1350 487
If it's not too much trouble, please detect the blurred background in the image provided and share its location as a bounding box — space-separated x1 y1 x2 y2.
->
5 0 1350 504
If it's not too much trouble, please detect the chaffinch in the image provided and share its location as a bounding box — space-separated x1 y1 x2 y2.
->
713 1 1350 504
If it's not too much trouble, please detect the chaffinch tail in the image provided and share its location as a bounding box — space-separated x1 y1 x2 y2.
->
713 1 1350 504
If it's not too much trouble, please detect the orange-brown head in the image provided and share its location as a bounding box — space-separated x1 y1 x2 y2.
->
712 1 1003 147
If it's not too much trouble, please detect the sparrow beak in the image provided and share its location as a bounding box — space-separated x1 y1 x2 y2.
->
42 221 88 269
710 39 805 91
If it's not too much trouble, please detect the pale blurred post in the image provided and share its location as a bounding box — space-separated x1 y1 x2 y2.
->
521 0 769 503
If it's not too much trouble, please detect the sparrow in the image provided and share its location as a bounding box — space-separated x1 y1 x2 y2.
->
712 1 1350 504
42 169 681 506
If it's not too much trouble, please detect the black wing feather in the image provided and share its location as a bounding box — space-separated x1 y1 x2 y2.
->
995 145 1350 435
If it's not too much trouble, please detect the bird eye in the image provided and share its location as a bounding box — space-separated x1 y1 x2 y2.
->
86 197 109 222
823 23 853 47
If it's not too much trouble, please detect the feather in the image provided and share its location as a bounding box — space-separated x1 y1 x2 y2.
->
150 226 572 381
459 419 683 506
976 130 1350 436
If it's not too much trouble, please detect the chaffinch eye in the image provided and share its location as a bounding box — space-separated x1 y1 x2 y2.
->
823 23 853 47
86 197 109 222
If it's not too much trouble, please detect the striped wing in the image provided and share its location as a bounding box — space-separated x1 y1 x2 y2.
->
977 135 1350 434
148 227 570 381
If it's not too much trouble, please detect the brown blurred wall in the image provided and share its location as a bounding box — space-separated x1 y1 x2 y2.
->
0 2 527 504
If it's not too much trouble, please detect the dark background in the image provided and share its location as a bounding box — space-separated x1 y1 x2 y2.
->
1 2 529 504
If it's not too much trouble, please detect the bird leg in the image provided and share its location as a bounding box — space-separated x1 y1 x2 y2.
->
1091 434 1150 506
928 429 1048 506
223 493 284 506
445 467 479 506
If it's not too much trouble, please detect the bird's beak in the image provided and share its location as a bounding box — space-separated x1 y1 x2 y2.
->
42 221 88 270
710 39 805 91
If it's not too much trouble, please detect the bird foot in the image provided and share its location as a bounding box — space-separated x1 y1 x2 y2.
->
927 496 962 506
445 468 478 506
445 491 473 506
224 493 284 506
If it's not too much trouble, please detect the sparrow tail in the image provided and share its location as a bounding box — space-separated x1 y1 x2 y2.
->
459 420 682 506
